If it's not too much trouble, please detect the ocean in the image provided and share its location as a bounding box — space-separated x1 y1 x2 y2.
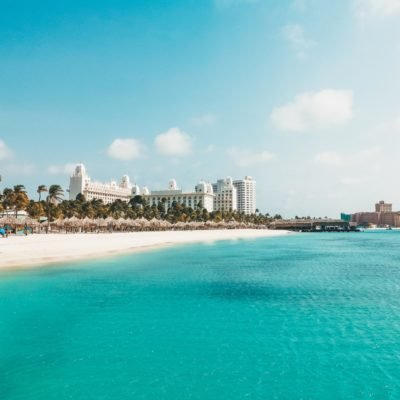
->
1 231 400 399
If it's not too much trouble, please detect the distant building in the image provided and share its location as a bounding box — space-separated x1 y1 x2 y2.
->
375 200 392 213
142 179 214 212
340 213 352 222
69 164 133 204
68 164 258 214
233 176 256 215
351 200 400 227
212 176 256 214
212 177 237 212
352 212 380 226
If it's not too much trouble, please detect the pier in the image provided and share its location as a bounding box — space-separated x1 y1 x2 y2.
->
269 219 358 232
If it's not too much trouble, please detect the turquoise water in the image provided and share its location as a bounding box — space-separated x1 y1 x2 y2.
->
1 232 400 399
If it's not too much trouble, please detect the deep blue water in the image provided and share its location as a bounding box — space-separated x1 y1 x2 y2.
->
1 232 400 399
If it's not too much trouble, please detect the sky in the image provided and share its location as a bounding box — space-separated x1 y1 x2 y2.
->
1 0 400 217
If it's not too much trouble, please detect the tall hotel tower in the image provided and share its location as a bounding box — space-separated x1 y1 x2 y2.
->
212 176 256 215
233 176 256 215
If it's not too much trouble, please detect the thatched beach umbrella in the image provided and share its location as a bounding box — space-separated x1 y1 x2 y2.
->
54 218 65 228
47 218 63 233
174 221 187 230
24 217 41 231
0 216 23 234
215 221 226 229
205 221 217 230
3 216 19 225
82 216 91 226
1 216 19 229
104 216 117 231
64 216 82 232
48 217 60 227
95 218 107 230
187 221 199 230
23 217 37 225
116 217 128 231
226 220 238 230
0 216 10 225
81 217 95 232
135 217 149 231
148 218 161 231
160 220 172 231
125 219 137 231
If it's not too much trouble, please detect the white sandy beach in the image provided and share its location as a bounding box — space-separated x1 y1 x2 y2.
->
0 229 290 269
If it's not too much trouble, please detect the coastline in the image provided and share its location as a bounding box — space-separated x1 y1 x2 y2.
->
0 229 291 270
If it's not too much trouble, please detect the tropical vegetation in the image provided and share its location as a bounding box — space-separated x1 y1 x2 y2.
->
1 184 281 226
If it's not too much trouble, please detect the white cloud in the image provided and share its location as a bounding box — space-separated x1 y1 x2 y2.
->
0 140 13 160
270 89 354 132
107 138 143 161
314 147 381 167
191 113 217 127
48 163 77 175
228 148 277 167
155 128 192 156
282 24 315 58
355 0 400 19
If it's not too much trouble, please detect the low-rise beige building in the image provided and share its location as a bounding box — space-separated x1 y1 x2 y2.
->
351 201 400 227
375 200 392 213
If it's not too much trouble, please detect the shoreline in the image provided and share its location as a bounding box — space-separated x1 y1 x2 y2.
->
0 229 291 270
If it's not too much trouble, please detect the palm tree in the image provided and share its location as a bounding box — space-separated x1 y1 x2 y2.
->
46 185 64 232
13 185 29 218
26 200 45 219
37 185 48 202
48 185 64 204
2 188 13 211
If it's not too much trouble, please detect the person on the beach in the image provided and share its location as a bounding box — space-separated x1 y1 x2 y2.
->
24 224 29 236
0 228 7 238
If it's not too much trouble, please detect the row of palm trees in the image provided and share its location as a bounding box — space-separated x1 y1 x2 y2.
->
1 184 64 221
1 183 282 228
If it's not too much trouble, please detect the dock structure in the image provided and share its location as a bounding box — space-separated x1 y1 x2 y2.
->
269 219 357 232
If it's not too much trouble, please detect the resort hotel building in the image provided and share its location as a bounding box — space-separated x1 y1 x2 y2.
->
69 164 133 204
212 176 256 215
139 179 215 212
234 176 256 215
68 164 257 214
212 177 238 213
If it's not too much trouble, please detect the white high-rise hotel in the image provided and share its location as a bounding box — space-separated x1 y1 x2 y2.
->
69 164 257 214
212 176 256 214
233 176 256 215
212 177 237 212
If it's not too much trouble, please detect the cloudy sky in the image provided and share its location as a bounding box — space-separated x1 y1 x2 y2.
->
1 0 400 217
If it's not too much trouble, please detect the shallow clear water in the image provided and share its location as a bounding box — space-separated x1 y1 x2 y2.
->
1 232 400 399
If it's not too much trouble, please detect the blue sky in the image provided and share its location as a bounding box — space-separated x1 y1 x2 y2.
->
1 0 400 216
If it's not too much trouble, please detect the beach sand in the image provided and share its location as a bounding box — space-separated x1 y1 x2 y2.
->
0 229 290 269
